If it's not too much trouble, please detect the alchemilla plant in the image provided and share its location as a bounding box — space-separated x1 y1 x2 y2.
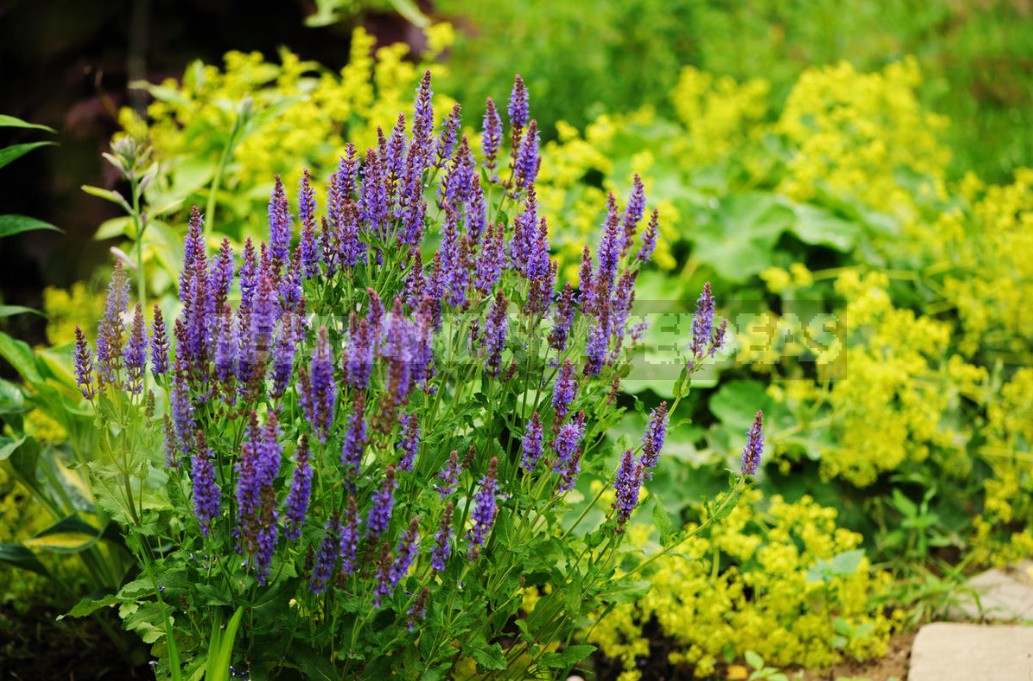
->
71 73 758 679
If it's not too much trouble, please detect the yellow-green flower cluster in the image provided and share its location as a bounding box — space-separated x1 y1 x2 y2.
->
753 267 985 487
776 58 950 216
922 168 1033 356
589 490 894 679
117 25 455 239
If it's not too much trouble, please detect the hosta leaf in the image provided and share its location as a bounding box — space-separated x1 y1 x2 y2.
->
0 542 51 577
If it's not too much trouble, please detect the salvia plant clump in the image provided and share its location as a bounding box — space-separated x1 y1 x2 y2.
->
74 72 759 680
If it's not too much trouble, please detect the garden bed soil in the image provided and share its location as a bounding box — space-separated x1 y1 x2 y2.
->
0 601 150 680
796 631 914 681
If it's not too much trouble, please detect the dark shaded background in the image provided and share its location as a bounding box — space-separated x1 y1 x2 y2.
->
0 0 421 341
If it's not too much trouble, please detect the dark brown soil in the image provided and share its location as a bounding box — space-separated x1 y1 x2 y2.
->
793 632 915 681
0 601 151 681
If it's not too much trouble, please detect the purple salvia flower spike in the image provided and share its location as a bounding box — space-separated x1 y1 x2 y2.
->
637 209 659 263
578 245 595 313
96 261 130 385
269 315 296 399
397 413 420 472
386 112 407 182
596 193 623 296
711 319 728 357
211 238 235 315
74 327 94 400
180 207 206 295
149 305 169 377
689 282 716 361
474 222 505 295
339 496 360 575
466 174 487 243
741 411 764 477
389 517 420 585
268 175 293 266
372 543 394 608
170 357 194 453
482 97 502 176
299 169 321 279
435 103 462 168
239 238 259 313
467 457 499 559
309 514 341 595
435 450 461 498
412 71 434 161
521 412 544 472
431 501 454 571
548 283 576 352
613 449 644 533
360 149 389 238
508 75 529 152
639 401 668 480
514 120 540 191
483 292 509 377
344 315 375 390
123 303 147 394
302 326 337 442
340 393 368 475
551 360 578 419
191 431 221 537
438 205 468 307
551 411 586 475
365 466 397 540
621 174 646 256
283 434 312 541
407 588 430 631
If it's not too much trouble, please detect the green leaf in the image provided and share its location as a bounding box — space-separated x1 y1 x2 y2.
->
81 184 131 212
93 216 133 241
788 202 861 252
0 331 42 383
466 641 507 671
24 515 103 554
692 193 794 283
806 549 865 583
709 380 772 430
651 494 676 543
0 141 54 170
745 650 764 670
601 578 652 604
65 593 120 618
0 305 45 318
539 644 596 670
0 542 51 577
0 379 25 414
0 214 61 238
0 115 55 132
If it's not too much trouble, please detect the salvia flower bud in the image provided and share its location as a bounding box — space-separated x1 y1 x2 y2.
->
431 501 454 571
435 450 461 498
613 449 644 533
639 401 668 480
309 514 341 595
191 432 221 537
74 327 94 400
467 457 498 558
149 305 170 377
123 303 148 395
741 411 764 477
365 467 397 540
521 412 545 472
551 360 578 420
283 434 312 541
340 495 360 575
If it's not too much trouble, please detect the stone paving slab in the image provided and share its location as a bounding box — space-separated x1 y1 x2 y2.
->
950 560 1033 622
908 623 1033 681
